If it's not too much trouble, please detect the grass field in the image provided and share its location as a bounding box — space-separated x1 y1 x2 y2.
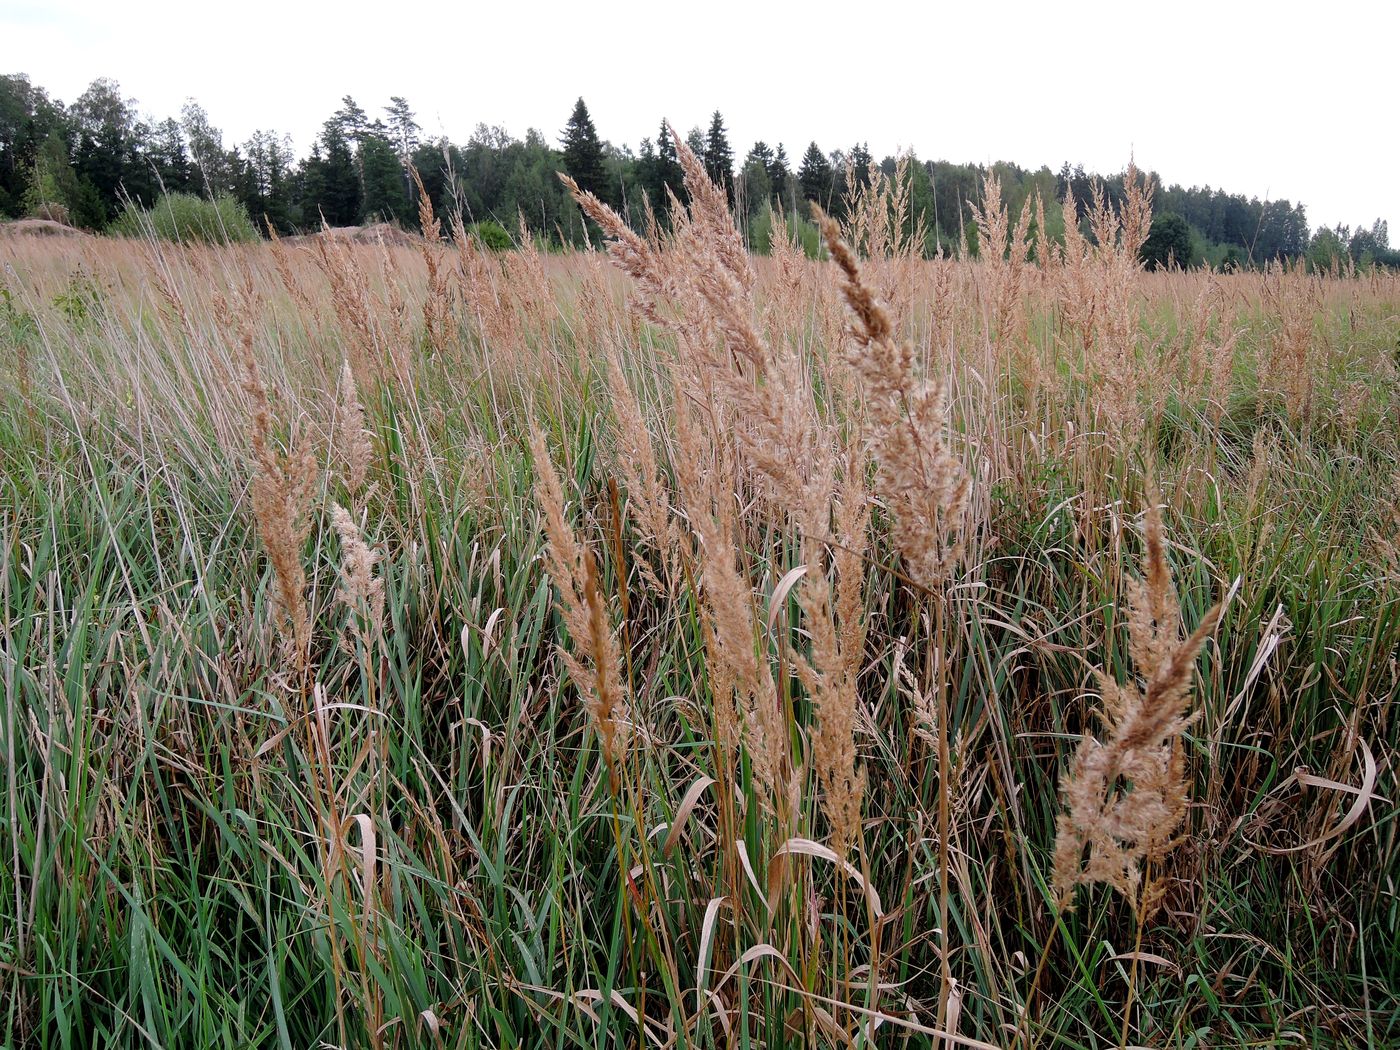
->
1 148 1397 1048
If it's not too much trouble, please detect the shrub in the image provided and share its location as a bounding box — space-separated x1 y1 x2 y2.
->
1140 212 1194 270
468 220 512 252
113 193 259 245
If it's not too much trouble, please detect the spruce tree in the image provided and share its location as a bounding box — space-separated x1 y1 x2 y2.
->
313 119 360 226
359 133 410 224
704 110 734 205
799 141 834 212
656 120 684 206
743 141 775 213
561 97 611 207
768 144 791 194
848 142 873 188
152 118 191 194
638 135 657 198
745 141 773 178
767 144 789 210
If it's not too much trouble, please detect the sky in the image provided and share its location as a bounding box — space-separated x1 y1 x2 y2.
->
5 0 1397 235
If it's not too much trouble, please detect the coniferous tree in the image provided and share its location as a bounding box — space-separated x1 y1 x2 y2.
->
334 96 369 147
296 144 326 227
360 132 410 223
151 117 190 194
742 141 775 214
561 97 611 206
0 67 1340 261
768 144 792 204
637 136 658 204
799 141 834 213
656 120 684 208
243 130 294 233
704 110 734 205
848 142 873 183
308 118 360 226
71 78 139 222
1140 213 1193 270
746 141 774 171
384 97 420 158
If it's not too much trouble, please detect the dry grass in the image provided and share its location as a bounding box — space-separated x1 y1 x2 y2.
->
0 157 1397 1049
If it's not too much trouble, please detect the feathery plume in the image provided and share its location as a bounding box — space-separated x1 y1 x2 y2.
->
330 502 384 652
818 209 969 588
234 324 317 667
530 427 630 775
1052 496 1220 916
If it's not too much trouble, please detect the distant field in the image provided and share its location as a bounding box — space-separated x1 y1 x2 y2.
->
1 151 1397 1048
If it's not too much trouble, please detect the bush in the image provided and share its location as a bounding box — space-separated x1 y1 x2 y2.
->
113 193 259 245
1140 213 1194 270
468 220 512 252
750 208 825 259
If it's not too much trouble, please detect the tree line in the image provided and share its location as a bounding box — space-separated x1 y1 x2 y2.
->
2 73 1395 269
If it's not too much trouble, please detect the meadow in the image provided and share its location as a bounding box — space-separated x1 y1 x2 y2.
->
0 143 1397 1048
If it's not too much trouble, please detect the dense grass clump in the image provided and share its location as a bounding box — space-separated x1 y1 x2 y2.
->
112 190 259 244
0 143 1397 1049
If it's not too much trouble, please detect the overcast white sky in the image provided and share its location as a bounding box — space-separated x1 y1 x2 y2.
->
5 0 1396 234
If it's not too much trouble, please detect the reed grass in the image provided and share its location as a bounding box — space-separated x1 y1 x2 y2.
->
0 158 1396 1048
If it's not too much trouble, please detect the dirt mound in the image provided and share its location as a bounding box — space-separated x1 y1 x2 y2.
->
291 223 422 248
1 218 89 239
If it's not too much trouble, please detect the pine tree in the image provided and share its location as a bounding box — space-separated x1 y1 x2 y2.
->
561 97 611 207
384 97 420 157
704 111 734 206
334 96 369 146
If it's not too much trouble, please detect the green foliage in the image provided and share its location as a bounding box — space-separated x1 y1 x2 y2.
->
1309 226 1349 272
468 219 512 251
358 134 410 224
798 140 835 213
303 119 360 228
51 269 104 326
704 110 734 205
963 218 980 258
1141 212 1194 270
112 192 259 244
561 97 610 207
0 70 1388 263
746 207 823 259
0 284 37 344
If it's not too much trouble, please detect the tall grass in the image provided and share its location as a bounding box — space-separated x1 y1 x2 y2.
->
0 151 1396 1048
